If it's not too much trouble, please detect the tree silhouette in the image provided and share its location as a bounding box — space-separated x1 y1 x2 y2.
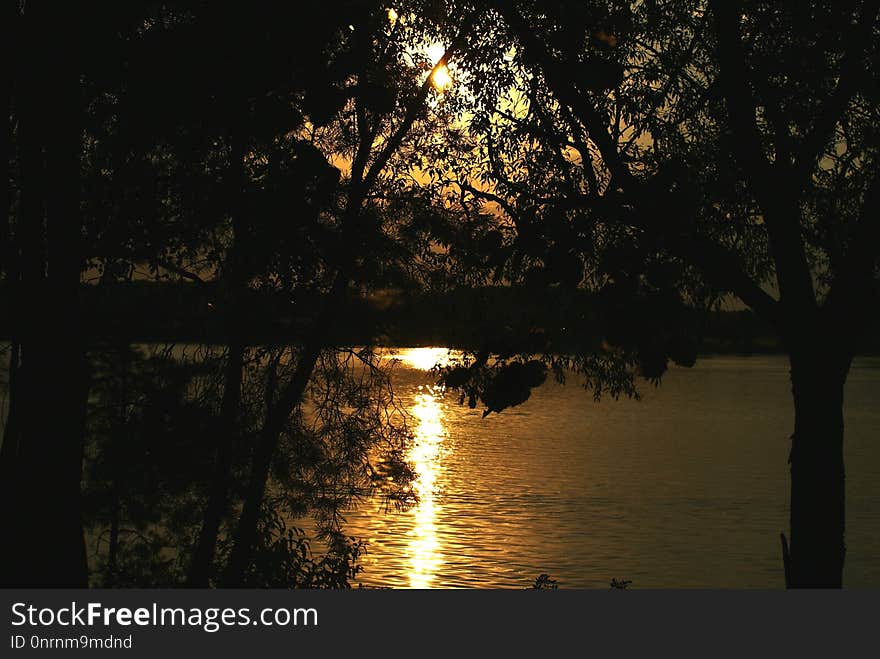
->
1 0 877 589
435 0 879 587
2 1 482 587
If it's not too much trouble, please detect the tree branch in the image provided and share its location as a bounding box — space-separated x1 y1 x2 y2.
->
709 0 775 200
491 2 634 187
823 165 880 328
496 1 780 324
361 12 478 195
792 0 880 188
710 0 817 316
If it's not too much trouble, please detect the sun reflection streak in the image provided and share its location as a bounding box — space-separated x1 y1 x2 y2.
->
407 385 447 588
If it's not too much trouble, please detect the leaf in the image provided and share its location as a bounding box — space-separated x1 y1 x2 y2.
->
480 361 547 416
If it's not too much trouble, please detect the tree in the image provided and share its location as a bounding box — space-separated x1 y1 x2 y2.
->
2 1 485 587
439 0 879 587
7 0 870 590
74 0 460 587
219 2 482 586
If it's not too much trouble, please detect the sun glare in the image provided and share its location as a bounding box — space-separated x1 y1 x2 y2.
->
395 347 450 371
426 42 453 91
431 64 453 91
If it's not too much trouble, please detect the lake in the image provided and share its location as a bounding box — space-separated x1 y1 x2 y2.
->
340 349 880 588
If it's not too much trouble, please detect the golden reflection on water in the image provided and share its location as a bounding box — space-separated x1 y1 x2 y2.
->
394 346 450 372
392 348 451 588
407 386 446 588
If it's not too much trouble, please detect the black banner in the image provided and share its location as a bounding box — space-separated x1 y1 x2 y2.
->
1 589 876 655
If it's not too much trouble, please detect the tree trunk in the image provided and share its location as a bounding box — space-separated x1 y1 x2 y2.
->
187 110 248 587
220 343 322 587
0 0 13 285
106 487 121 587
0 2 89 588
786 346 851 588
105 345 130 588
187 341 244 586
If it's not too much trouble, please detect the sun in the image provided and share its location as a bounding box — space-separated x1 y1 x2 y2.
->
431 64 453 91
426 42 453 91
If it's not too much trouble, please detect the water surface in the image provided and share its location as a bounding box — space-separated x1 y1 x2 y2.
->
342 350 880 588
